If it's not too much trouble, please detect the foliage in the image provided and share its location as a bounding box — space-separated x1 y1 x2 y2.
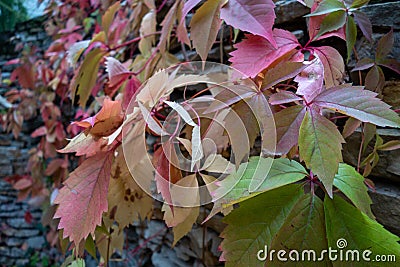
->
2 0 400 265
0 0 28 32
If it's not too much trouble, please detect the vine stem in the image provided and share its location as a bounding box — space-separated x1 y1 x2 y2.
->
352 47 363 86
109 31 162 51
357 123 365 172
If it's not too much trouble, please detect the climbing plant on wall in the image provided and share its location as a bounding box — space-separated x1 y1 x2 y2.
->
2 0 400 265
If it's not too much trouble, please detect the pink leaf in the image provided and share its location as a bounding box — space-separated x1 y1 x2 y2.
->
221 0 276 47
54 152 113 245
31 126 47 138
294 58 324 102
269 91 303 105
229 29 300 78
313 86 400 127
105 57 134 88
178 0 202 46
353 11 372 43
308 2 346 41
274 106 306 155
122 76 141 110
314 46 345 88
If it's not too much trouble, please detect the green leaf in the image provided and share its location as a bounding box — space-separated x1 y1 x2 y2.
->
324 196 400 265
268 193 330 266
306 0 346 17
346 16 357 62
212 157 307 205
221 184 304 267
315 10 347 40
101 1 120 36
333 163 374 218
255 158 308 192
362 123 376 152
376 140 400 151
350 0 370 9
68 259 85 267
299 109 345 197
70 48 106 107
313 86 400 127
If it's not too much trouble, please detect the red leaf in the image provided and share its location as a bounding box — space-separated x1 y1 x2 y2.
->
122 76 141 110
221 0 276 47
24 211 33 224
31 126 47 138
153 142 182 209
378 59 400 75
54 152 113 245
269 91 303 105
308 2 346 41
10 65 36 89
105 57 134 89
314 46 345 88
376 29 393 61
353 11 372 43
229 29 300 78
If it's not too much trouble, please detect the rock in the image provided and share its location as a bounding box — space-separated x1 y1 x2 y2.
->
361 2 400 30
5 237 24 247
13 229 40 238
7 218 33 229
370 182 400 235
151 245 189 267
275 0 309 25
26 236 45 249
10 247 25 258
383 81 400 109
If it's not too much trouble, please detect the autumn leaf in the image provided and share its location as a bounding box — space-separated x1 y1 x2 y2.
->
307 1 346 41
229 29 300 78
102 1 121 36
298 108 345 197
314 46 345 88
57 131 108 157
273 105 306 155
220 0 276 47
70 48 107 107
313 86 400 127
190 0 222 61
53 151 113 245
353 11 372 43
105 57 134 90
153 141 183 208
294 58 324 102
108 149 152 229
163 174 199 245
72 97 124 138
